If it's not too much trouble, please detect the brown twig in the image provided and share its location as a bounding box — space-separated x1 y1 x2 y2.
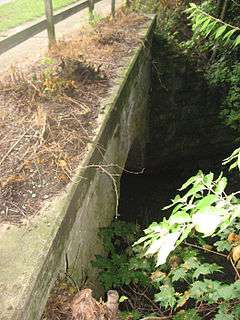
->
184 241 228 258
230 257 240 279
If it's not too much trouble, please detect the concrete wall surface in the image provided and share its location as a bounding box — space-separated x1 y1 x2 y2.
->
0 17 155 320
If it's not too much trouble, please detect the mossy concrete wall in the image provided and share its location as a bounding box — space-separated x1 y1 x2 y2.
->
0 17 155 320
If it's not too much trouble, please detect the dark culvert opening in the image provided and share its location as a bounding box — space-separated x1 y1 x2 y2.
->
118 33 237 226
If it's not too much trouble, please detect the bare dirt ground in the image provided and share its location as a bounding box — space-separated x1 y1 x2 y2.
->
0 10 149 224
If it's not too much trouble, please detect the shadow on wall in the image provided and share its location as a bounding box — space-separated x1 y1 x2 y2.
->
118 32 238 226
147 33 237 172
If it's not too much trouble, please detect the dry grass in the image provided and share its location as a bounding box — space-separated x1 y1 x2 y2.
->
0 9 149 224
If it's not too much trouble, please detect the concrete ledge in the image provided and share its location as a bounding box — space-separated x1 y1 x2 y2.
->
0 16 155 320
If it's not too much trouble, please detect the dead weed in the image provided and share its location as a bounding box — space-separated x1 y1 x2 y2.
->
0 9 148 224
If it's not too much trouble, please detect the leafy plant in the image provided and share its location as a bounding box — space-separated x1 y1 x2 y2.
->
92 221 154 290
89 11 103 26
92 221 158 318
135 169 240 266
92 150 240 319
133 148 240 318
186 3 240 49
204 60 240 133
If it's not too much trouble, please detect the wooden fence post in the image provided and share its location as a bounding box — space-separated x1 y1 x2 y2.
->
89 0 95 18
111 0 116 17
44 0 56 48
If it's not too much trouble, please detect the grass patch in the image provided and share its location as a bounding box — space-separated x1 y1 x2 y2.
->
0 0 79 33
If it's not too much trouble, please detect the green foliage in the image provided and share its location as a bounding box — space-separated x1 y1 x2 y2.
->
93 149 240 319
223 147 240 171
132 149 240 317
131 0 159 13
181 1 240 135
89 11 103 26
135 167 240 267
92 221 153 290
173 309 201 320
186 3 240 49
120 310 142 320
205 60 240 133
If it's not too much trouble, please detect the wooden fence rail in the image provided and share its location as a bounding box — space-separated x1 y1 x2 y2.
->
0 0 105 55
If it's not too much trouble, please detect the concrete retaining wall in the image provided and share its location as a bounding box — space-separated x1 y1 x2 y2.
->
0 17 155 320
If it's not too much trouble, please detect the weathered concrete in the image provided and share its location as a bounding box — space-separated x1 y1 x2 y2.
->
0 17 155 320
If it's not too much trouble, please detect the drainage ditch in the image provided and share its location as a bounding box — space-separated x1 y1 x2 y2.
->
42 29 238 320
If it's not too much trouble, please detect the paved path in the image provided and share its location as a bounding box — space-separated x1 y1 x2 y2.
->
0 0 124 76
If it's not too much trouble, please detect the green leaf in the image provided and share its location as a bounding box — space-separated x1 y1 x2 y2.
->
214 305 235 320
189 280 209 299
171 267 188 282
183 257 201 270
169 211 191 225
133 234 152 246
205 21 218 37
233 304 240 318
217 284 236 300
215 25 227 39
192 207 223 236
200 17 212 32
234 34 240 48
154 285 177 309
223 28 238 40
192 263 222 279
176 225 194 245
119 296 128 303
215 177 227 194
237 149 240 171
203 172 214 186
179 176 197 191
196 194 218 210
172 203 184 214
173 309 201 320
195 15 209 28
183 183 205 200
214 240 231 252
214 312 235 320
223 148 240 164
229 161 238 171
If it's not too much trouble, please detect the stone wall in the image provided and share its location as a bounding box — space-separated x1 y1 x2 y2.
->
0 17 155 320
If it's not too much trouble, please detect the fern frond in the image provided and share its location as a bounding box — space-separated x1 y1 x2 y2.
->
186 3 240 48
